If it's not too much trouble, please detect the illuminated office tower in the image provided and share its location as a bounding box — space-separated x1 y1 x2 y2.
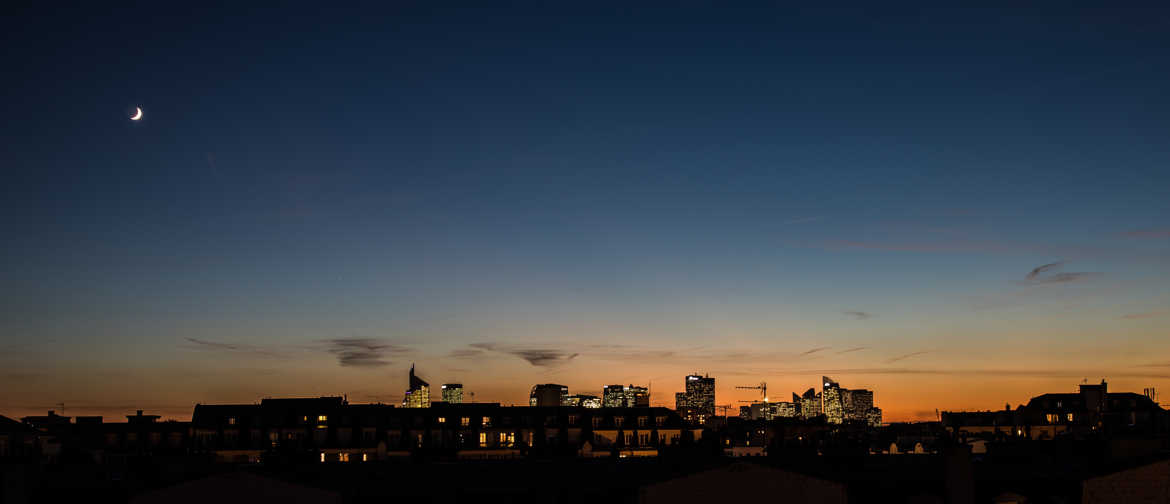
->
684 374 715 422
441 383 463 404
603 384 649 407
799 388 821 420
866 407 883 427
564 394 601 408
773 401 797 418
822 376 844 424
844 389 873 422
402 364 430 408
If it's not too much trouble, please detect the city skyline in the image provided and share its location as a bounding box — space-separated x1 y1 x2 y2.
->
4 5 1170 425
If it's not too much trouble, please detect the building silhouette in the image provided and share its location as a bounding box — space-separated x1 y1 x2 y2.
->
529 384 568 407
441 383 463 404
402 364 430 408
943 380 1168 439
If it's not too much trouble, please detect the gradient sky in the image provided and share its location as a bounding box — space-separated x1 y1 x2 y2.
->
3 4 1169 422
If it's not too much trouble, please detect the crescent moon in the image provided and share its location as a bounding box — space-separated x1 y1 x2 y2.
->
130 107 143 121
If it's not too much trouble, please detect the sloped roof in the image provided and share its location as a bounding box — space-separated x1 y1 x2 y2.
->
0 415 36 434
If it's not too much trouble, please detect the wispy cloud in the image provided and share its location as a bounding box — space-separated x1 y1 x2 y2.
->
1122 229 1170 238
1023 261 1099 285
843 310 874 320
322 338 409 367
183 338 278 357
469 343 579 367
827 240 1013 254
836 346 868 354
756 367 1170 380
800 346 830 356
1120 309 1166 320
886 351 930 363
1137 362 1170 368
447 348 486 359
782 216 824 225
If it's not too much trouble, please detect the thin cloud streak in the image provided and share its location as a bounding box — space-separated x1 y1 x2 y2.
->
781 216 824 225
886 351 930 363
836 347 868 354
800 347 830 356
1120 309 1166 320
182 338 278 357
758 367 1170 380
1122 228 1170 238
844 311 874 320
1023 261 1099 285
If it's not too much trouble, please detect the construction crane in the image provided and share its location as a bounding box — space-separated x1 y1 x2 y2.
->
735 382 768 402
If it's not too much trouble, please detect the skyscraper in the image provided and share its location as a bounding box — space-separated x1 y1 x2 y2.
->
799 388 820 420
675 374 715 424
529 384 568 407
844 389 873 422
685 374 715 421
441 383 463 404
402 364 430 408
602 384 648 407
822 376 844 424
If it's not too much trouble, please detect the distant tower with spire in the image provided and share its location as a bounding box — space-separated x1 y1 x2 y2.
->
403 363 431 408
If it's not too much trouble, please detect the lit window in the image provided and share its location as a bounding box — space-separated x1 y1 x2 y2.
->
1066 413 1074 422
498 432 507 444
461 417 470 427
362 453 368 462
438 417 446 424
482 416 492 427
227 417 237 425
340 453 349 462
317 415 328 423
479 432 487 447
320 453 325 463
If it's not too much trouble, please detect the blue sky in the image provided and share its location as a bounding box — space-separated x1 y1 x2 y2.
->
2 4 1169 420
